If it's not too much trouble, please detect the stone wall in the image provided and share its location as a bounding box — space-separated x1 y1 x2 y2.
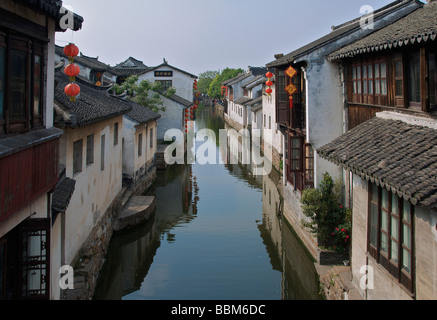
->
131 164 157 196
214 103 225 114
61 189 122 300
319 266 362 300
261 139 282 174
224 113 244 131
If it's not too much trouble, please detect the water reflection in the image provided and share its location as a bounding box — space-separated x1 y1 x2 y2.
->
94 106 321 300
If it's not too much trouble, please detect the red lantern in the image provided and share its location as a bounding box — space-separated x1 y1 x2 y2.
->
64 63 80 81
266 71 273 78
266 80 273 87
64 83 80 101
64 43 79 62
266 88 273 94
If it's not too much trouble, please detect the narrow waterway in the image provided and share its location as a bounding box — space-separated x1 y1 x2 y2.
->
93 106 321 300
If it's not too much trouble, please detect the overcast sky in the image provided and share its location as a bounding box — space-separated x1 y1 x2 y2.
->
56 0 416 76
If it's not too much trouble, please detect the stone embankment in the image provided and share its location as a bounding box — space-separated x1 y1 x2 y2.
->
61 186 156 300
317 265 363 300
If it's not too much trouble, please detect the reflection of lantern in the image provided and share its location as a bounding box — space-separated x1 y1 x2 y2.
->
64 63 80 81
64 83 80 101
64 43 79 62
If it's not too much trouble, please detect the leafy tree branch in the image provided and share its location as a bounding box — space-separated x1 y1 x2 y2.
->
112 75 176 113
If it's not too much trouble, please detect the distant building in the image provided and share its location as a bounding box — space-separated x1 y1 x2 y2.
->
138 58 197 103
55 45 112 86
121 99 161 193
109 57 148 85
111 57 197 143
223 67 267 132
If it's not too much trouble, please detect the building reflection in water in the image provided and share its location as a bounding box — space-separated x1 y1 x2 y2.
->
94 164 198 300
94 107 321 300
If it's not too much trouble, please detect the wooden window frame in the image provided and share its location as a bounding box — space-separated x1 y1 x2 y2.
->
367 183 415 294
351 62 362 103
373 57 388 105
0 30 46 136
407 50 422 110
138 133 143 157
18 218 51 300
114 122 119 146
349 57 389 106
86 134 94 166
285 132 314 192
100 134 105 171
73 139 83 175
304 143 314 189
393 53 405 107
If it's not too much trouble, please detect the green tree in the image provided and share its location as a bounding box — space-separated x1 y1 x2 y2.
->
197 70 219 95
207 68 243 99
300 172 351 250
112 75 176 113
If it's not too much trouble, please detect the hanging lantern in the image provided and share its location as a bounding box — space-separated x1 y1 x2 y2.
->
64 83 80 101
64 63 80 81
64 43 79 62
265 71 273 96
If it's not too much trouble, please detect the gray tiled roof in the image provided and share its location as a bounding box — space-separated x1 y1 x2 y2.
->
109 66 148 77
241 75 265 89
55 46 110 72
234 96 252 105
266 0 422 68
247 96 263 106
52 176 76 213
328 1 437 61
141 60 197 79
167 94 192 108
317 116 437 207
124 100 161 124
54 69 132 128
224 73 252 86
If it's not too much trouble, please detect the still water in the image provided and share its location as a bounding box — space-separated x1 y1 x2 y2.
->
93 106 321 300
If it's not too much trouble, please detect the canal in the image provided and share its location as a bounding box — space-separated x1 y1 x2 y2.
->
93 106 321 300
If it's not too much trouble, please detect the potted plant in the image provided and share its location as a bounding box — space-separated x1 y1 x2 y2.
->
300 172 351 264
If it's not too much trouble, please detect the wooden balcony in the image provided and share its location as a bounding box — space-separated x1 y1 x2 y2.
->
0 128 62 221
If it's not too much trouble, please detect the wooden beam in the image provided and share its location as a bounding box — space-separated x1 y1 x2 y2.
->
420 47 428 112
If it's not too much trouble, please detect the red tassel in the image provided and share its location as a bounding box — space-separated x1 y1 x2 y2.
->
289 96 293 109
